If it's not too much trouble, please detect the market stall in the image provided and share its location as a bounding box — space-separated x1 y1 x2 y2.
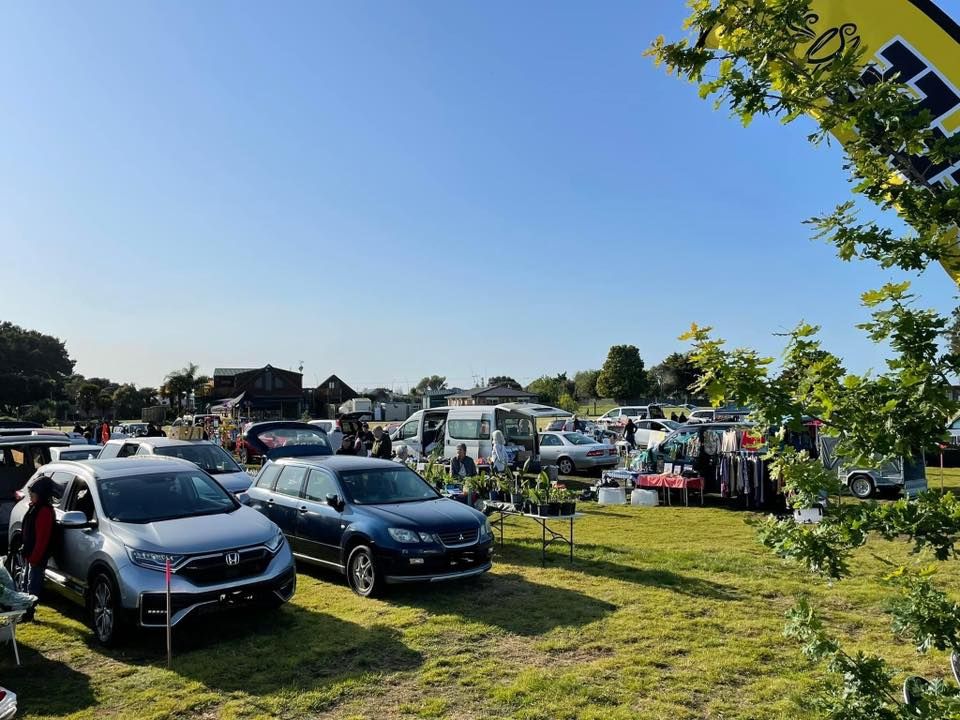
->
484 502 582 563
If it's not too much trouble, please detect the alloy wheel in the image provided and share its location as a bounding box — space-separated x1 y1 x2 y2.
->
559 458 573 475
93 579 115 642
352 552 374 594
850 476 872 499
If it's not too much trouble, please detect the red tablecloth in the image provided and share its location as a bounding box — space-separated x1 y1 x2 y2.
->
637 474 704 491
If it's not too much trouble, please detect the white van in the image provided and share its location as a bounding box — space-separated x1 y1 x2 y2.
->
392 403 543 463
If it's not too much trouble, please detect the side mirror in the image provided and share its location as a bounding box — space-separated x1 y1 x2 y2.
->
325 493 343 511
61 511 92 529
236 492 251 505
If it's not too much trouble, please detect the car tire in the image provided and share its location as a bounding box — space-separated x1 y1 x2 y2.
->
346 545 381 598
89 571 124 646
848 474 875 500
5 537 27 592
558 457 575 475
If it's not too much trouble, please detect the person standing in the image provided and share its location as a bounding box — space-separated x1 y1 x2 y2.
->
71 422 83 435
572 415 585 433
21 477 56 620
490 430 510 472
337 435 358 455
371 426 392 459
624 418 637 449
100 421 110 445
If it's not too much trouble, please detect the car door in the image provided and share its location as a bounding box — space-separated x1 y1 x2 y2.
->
538 434 562 463
634 421 651 449
268 465 308 550
41 471 73 579
57 478 102 599
295 468 345 566
398 419 422 456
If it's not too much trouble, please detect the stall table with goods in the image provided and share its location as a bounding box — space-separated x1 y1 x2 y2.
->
599 470 705 507
484 502 582 563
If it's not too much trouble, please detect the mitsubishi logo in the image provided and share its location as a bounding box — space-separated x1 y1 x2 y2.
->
225 552 240 566
458 534 464 542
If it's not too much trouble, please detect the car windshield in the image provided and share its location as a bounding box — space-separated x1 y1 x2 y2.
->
257 428 332 450
661 421 681 431
154 444 242 474
60 449 99 460
339 466 440 505
98 470 238 523
563 433 596 445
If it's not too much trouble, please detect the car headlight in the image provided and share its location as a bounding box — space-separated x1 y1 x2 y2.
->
266 527 285 553
387 528 422 544
481 518 493 539
127 547 185 571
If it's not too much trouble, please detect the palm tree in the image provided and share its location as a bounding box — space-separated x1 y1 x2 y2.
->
164 363 211 414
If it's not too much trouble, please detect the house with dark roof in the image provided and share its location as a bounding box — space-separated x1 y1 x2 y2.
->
210 365 304 419
446 384 537 407
308 374 359 417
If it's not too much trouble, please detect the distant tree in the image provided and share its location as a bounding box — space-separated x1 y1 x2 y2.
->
112 384 141 419
97 389 115 418
648 352 700 400
573 370 600 401
487 376 522 390
596 345 647 403
0 321 75 415
525 374 574 406
948 307 960 357
364 387 393 403
556 393 579 414
85 377 113 391
77 383 101 418
164 363 208 414
137 387 159 408
413 376 447 395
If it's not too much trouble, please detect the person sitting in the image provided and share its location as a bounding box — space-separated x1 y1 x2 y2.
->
450 444 478 479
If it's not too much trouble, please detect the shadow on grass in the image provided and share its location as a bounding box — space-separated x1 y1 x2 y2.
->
389 571 616 636
496 540 741 600
4 644 95 715
26 592 421 697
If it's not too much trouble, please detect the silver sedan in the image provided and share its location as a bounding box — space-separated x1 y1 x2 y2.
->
537 431 619 475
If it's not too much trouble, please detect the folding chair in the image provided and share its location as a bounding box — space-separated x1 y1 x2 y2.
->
0 611 24 666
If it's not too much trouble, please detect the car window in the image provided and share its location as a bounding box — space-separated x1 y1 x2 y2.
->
154 444 242 475
98 470 237 523
65 479 96 521
447 419 491 440
564 433 595 445
117 443 140 458
98 443 121 459
539 434 561 447
60 448 99 461
400 420 419 440
339 466 440 505
48 471 74 507
255 464 282 489
274 466 307 497
305 469 338 502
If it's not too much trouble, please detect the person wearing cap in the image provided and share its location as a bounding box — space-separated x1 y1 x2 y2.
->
21 476 56 617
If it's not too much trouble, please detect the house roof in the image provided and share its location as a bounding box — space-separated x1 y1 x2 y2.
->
447 384 535 399
318 374 357 397
214 367 255 378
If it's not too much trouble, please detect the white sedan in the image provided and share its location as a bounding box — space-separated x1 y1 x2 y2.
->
0 686 16 720
537 431 619 475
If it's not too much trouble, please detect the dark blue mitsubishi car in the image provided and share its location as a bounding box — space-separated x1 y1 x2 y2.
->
245 451 494 597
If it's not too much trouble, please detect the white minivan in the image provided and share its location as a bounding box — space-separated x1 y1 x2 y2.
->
392 403 543 463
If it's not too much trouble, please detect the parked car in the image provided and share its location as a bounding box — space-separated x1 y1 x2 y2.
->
0 686 16 720
5 457 295 645
238 421 334 465
246 455 494 597
633 419 681 449
536 431 619 475
50 445 101 462
686 407 752 424
392 403 541 463
0 435 70 554
98 437 254 494
594 407 651 427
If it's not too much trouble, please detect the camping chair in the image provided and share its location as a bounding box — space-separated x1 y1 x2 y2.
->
0 611 25 666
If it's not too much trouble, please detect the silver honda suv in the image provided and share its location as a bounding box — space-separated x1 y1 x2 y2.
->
5 457 295 645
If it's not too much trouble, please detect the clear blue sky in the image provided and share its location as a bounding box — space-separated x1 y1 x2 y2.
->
2 1 958 391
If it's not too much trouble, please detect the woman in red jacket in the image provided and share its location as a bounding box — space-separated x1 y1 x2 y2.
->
21 476 55 616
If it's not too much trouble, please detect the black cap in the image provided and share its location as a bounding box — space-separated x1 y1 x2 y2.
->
30 476 55 503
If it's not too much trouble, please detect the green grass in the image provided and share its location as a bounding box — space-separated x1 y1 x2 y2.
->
7 471 960 719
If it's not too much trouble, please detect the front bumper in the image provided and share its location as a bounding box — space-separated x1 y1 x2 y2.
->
123 543 296 627
377 538 494 584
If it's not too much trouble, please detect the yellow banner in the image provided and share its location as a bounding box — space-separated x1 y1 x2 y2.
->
708 0 960 284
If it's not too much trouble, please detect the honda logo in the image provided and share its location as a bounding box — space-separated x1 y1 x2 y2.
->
225 552 240 566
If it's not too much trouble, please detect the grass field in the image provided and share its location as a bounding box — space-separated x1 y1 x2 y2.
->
6 471 960 719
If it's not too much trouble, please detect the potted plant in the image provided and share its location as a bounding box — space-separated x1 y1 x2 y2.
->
547 484 561 516
559 489 576 516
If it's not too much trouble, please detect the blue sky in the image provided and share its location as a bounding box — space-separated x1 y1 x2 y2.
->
1 1 958 391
